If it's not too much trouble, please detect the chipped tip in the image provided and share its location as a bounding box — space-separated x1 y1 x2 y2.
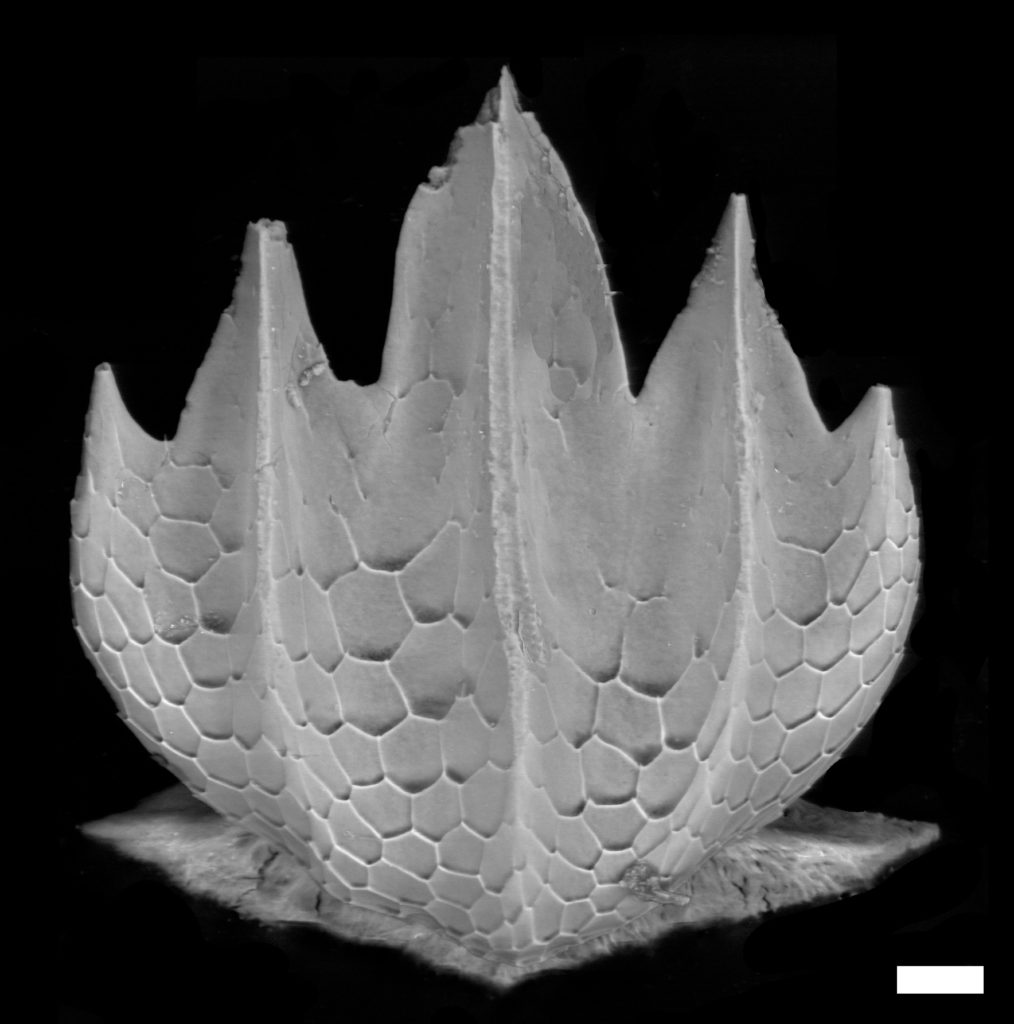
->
253 219 288 243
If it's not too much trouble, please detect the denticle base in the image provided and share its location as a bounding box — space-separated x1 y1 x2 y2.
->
82 787 939 988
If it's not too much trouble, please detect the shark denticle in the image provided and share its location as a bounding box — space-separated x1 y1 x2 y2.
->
71 68 921 969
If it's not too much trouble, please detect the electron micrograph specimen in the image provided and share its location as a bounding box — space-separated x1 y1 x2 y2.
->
63 57 965 1004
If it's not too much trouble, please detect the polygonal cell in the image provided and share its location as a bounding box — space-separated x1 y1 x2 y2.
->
226 602 258 680
398 522 461 622
328 564 412 660
660 659 717 748
153 700 201 757
334 659 405 736
246 737 287 793
763 613 804 676
846 555 882 614
243 787 284 831
296 727 350 800
185 683 234 739
293 657 343 734
521 732 544 789
327 845 369 888
231 682 263 749
103 565 152 643
546 656 598 747
380 715 443 793
308 812 336 861
368 860 433 907
580 737 638 805
96 645 129 692
197 736 247 787
694 688 731 761
858 479 889 550
461 763 510 838
860 668 893 721
207 482 251 555
487 713 514 771
635 745 700 818
298 497 357 593
768 545 827 626
411 776 461 842
302 574 342 671
583 801 645 851
750 558 776 620
743 661 778 721
109 510 155 588
144 638 192 704
823 685 866 753
389 618 468 720
541 735 585 815
113 471 159 535
772 664 822 728
780 715 828 774
149 518 220 583
862 631 895 685
747 713 786 769
526 784 559 853
144 566 199 645
349 780 412 838
429 895 479 934
162 747 210 795
884 579 909 631
73 587 101 651
121 641 161 706
275 571 308 661
878 540 902 588
902 533 919 581
330 726 384 786
817 653 861 717
179 632 232 688
724 758 757 811
277 788 313 843
193 550 246 636
478 829 514 892
560 900 595 935
96 594 129 651
594 681 661 765
694 796 733 848
153 464 222 523
200 777 250 820
384 830 438 879
532 887 566 943
621 598 692 696
440 699 492 783
555 814 600 871
470 893 506 935
824 528 867 604
296 759 335 819
327 798 382 863
851 589 885 653
473 635 510 725
438 824 485 874
803 603 851 670
76 534 107 597
546 855 596 902
749 758 791 809
430 867 485 910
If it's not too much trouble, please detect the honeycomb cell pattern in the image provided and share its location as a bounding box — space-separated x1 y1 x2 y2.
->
70 70 920 965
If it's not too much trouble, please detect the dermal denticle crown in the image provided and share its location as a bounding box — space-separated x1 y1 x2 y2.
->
70 68 920 965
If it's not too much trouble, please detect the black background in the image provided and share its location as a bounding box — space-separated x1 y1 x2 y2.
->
28 48 986 1021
